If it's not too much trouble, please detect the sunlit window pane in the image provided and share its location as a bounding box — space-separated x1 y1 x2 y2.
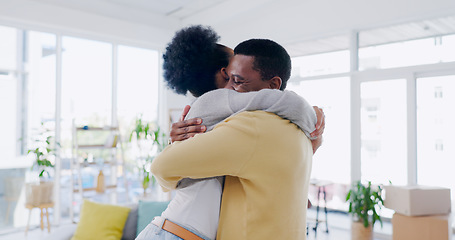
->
287 77 350 210
0 26 18 168
117 45 159 131
360 79 407 185
27 31 56 148
0 26 17 70
0 74 17 167
61 37 112 157
291 50 349 78
359 34 455 70
417 75 455 201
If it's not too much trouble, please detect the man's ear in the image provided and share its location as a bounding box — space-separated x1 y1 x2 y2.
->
268 76 282 90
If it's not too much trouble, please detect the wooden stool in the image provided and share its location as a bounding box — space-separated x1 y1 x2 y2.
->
25 202 54 235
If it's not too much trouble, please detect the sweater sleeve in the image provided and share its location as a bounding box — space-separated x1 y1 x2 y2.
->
185 89 317 138
150 112 257 191
226 89 317 139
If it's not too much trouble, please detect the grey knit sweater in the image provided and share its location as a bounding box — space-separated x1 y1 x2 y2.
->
176 88 317 189
186 88 316 138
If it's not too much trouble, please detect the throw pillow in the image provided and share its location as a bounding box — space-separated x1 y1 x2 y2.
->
72 200 131 240
136 201 169 236
121 206 138 240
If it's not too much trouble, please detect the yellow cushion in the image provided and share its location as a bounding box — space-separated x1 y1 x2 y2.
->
71 200 131 240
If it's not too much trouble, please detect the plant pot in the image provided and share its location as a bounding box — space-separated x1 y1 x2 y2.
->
351 221 372 240
25 181 54 206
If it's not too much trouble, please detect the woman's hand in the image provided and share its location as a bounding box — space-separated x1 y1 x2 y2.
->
169 105 207 143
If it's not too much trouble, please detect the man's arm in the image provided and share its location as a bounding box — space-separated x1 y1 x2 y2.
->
151 112 257 190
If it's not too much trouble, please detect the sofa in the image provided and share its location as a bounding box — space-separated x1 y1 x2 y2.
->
47 200 169 240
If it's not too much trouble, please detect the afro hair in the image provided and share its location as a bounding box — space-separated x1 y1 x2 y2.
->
163 25 229 97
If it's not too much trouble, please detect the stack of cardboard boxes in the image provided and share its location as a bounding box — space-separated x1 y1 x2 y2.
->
384 185 452 240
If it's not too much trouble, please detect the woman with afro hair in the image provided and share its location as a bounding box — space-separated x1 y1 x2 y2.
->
137 25 319 240
162 25 233 97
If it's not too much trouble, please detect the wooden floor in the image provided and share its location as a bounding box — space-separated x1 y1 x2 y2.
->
306 209 393 240
5 208 455 240
0 208 393 240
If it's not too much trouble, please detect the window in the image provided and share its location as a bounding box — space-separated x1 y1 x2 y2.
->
287 77 351 210
0 73 17 167
117 45 159 133
360 79 407 185
60 37 112 157
0 26 19 168
0 28 57 229
359 34 455 70
26 31 57 156
58 37 113 219
291 50 349 78
417 75 455 201
0 26 17 70
117 45 160 200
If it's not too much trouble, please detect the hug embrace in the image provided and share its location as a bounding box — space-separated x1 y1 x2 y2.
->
136 25 325 240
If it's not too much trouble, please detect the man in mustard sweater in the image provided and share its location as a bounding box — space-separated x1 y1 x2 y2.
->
151 39 318 239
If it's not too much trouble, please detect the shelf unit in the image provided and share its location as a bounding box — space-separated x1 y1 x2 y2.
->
70 123 127 222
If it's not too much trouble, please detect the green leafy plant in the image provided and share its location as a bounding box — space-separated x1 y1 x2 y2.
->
129 116 151 142
27 126 57 179
129 115 167 195
346 181 384 228
141 157 154 190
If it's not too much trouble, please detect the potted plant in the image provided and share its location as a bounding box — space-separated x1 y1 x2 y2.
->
25 127 57 206
28 135 55 179
129 116 167 196
346 181 384 240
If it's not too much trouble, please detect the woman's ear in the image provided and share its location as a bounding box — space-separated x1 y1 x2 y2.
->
268 76 282 90
221 68 229 80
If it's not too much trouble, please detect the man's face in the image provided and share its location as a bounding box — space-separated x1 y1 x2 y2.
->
224 55 271 92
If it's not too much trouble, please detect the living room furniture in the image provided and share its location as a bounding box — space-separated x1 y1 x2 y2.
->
25 202 54 235
47 200 169 240
310 179 332 235
24 181 55 235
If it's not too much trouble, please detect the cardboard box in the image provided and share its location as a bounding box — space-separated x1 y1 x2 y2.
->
392 213 452 240
384 185 451 216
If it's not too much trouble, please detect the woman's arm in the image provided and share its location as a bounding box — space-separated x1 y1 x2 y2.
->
169 90 325 152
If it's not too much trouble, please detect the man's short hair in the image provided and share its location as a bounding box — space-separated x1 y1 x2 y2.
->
234 39 291 90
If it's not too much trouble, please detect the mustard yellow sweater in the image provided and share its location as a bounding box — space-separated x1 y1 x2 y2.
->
151 111 313 240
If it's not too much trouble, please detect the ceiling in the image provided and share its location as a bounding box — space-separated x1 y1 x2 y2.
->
23 0 455 57
30 0 227 24
286 15 455 56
